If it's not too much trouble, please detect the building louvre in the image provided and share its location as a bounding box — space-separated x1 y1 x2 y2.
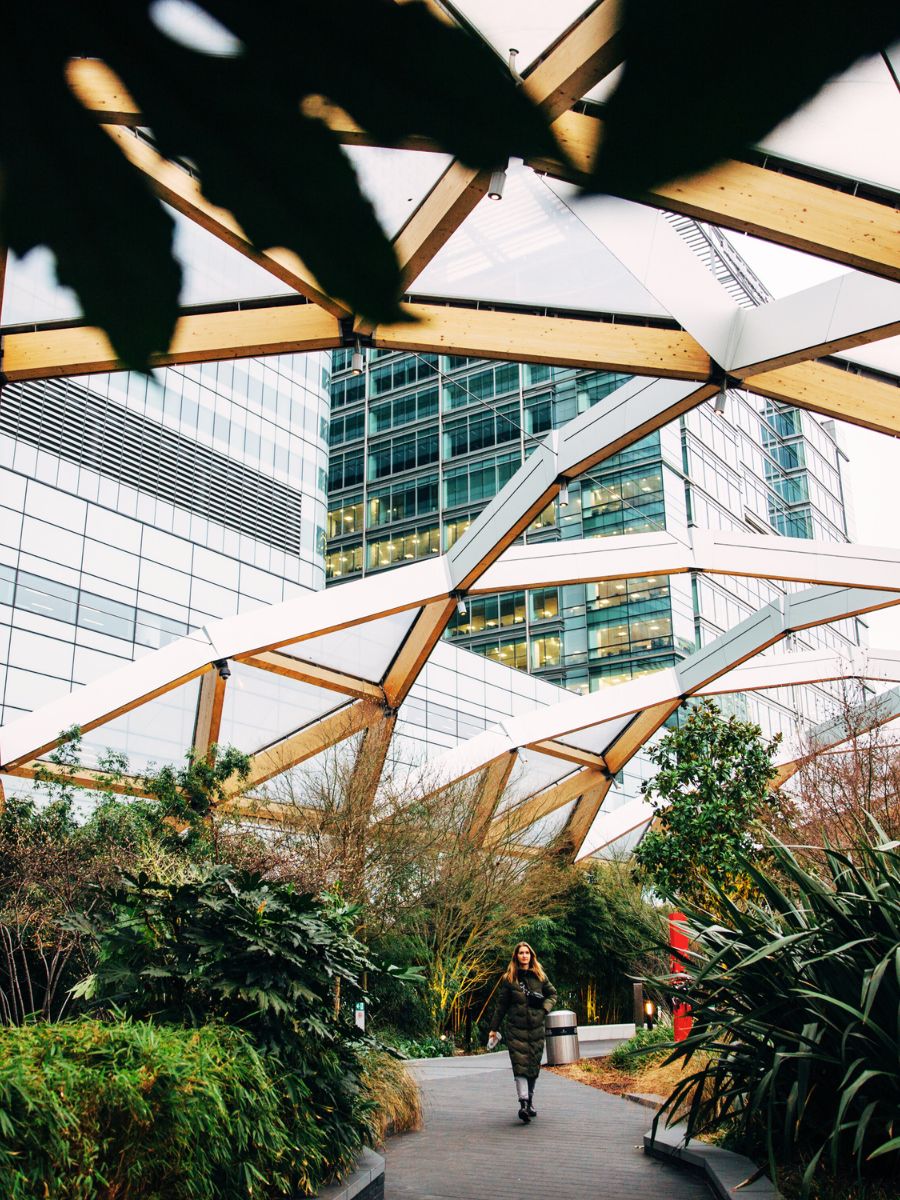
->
1 378 303 555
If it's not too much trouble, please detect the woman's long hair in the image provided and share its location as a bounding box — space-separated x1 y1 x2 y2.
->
503 941 547 983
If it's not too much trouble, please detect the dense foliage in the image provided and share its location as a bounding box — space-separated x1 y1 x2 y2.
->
608 1022 673 1069
520 862 666 1023
70 865 377 1190
634 699 781 909
0 1018 295 1200
654 828 900 1196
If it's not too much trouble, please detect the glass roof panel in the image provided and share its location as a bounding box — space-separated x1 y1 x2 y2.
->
583 51 900 193
452 1 593 71
556 712 634 755
218 663 347 753
589 820 650 859
722 231 849 297
756 51 900 193
2 248 83 326
501 748 575 809
345 147 453 239
519 798 578 845
77 677 201 774
281 607 421 683
1 203 295 327
414 163 670 316
836 334 900 378
173 208 295 306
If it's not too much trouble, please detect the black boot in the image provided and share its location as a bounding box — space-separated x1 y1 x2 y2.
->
526 1084 537 1119
517 1098 531 1123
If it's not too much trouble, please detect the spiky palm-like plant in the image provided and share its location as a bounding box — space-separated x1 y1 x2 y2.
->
653 828 900 1195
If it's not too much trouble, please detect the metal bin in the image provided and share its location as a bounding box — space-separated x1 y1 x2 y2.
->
544 1009 580 1066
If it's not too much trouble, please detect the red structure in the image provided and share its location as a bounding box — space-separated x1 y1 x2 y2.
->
669 911 693 1042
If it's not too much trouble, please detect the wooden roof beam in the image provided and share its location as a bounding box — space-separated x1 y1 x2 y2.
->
365 302 711 379
530 110 900 283
240 650 385 702
229 701 375 795
522 0 624 122
1 302 342 382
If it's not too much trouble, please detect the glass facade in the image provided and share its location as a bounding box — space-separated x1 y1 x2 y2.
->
325 333 862 741
0 352 331 727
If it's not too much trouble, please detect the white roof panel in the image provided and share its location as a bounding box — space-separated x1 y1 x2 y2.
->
219 663 346 753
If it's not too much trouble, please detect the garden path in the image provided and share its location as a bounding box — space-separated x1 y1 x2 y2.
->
383 1045 710 1199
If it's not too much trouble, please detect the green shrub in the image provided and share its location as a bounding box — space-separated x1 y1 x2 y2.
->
0 1018 294 1200
655 828 900 1196
378 1030 455 1059
608 1022 674 1068
70 865 377 1192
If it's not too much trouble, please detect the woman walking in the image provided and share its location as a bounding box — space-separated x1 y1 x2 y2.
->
488 941 557 1123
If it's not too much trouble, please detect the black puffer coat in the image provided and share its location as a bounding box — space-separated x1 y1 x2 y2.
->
489 970 557 1078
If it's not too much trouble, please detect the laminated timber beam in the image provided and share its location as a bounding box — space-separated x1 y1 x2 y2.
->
466 754 517 847
530 111 900 283
240 650 384 702
742 360 900 437
1 303 342 382
392 162 492 291
365 303 711 380
68 61 436 151
556 777 613 858
528 740 606 769
229 701 375 795
192 667 227 759
522 0 624 123
382 597 458 709
487 766 605 844
4 760 154 800
346 708 398 817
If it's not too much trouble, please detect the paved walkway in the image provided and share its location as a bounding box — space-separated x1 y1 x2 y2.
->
383 1048 710 1199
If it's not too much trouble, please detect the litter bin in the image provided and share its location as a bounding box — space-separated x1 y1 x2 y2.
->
544 1009 580 1065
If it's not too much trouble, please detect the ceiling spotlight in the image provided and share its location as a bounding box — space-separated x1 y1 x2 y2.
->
487 164 507 201
350 339 365 375
214 658 231 680
559 481 570 507
714 382 728 416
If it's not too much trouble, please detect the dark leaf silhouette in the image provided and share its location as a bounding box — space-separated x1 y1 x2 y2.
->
591 0 900 195
0 1 560 367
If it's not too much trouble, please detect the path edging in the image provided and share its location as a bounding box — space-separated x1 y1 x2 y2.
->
314 1148 384 1200
644 1122 783 1198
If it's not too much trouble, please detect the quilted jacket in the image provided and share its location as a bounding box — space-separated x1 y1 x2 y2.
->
489 970 557 1077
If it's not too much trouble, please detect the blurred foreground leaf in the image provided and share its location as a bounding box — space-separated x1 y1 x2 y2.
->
0 1 560 368
591 0 900 195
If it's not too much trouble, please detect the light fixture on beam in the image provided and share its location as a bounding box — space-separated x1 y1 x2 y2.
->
350 339 365 376
213 658 231 680
487 163 508 201
714 382 728 416
559 481 570 507
453 591 467 617
508 47 521 81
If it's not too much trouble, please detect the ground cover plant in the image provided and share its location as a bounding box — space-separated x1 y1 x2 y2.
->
653 827 900 1197
0 1017 294 1200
